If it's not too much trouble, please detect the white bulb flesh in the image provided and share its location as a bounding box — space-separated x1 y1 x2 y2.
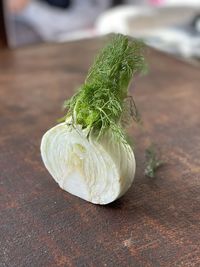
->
41 122 136 204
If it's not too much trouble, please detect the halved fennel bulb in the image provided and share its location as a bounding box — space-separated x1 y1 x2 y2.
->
41 122 136 204
40 34 146 204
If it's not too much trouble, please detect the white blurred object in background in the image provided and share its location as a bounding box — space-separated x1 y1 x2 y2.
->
16 0 110 41
96 4 200 61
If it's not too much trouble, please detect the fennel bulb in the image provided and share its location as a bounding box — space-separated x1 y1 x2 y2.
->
41 34 146 204
41 120 135 204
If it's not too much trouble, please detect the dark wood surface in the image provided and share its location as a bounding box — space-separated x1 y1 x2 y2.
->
0 38 200 267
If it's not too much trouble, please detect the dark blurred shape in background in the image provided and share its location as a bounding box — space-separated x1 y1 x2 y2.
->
0 1 8 47
40 0 71 9
1 0 200 65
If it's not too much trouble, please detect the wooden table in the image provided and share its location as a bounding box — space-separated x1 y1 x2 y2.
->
0 38 200 267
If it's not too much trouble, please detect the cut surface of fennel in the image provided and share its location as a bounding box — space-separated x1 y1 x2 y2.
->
41 121 136 204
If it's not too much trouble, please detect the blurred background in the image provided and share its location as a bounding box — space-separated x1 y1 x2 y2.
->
0 0 200 64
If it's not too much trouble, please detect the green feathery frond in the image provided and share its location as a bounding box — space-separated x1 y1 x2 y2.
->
61 34 146 139
145 144 163 178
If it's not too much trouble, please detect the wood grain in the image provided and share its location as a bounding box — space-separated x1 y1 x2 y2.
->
0 38 200 267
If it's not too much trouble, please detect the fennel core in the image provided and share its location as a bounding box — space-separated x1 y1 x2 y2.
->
61 34 146 140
